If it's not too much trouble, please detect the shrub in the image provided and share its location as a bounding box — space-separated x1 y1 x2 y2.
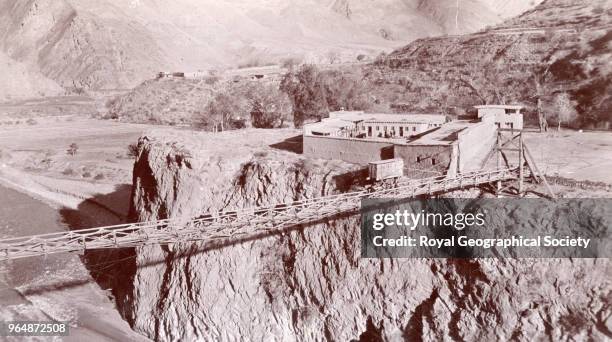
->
204 76 220 85
67 143 78 156
62 168 74 176
94 173 105 180
281 57 302 69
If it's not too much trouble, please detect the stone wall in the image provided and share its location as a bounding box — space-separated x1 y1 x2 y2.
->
304 135 457 177
303 135 394 164
304 119 496 178
394 144 454 177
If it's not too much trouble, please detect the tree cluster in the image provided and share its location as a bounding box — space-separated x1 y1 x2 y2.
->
247 83 292 128
280 65 371 127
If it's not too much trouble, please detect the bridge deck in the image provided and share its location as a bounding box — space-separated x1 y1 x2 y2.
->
0 168 516 261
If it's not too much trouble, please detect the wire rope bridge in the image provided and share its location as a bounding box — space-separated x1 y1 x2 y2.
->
0 168 520 261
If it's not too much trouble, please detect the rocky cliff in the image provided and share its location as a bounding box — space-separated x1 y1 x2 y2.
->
110 132 611 341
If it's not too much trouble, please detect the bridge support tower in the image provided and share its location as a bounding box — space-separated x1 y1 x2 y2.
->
494 128 556 199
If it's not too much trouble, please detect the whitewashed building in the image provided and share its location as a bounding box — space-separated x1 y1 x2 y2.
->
475 105 524 130
304 111 447 139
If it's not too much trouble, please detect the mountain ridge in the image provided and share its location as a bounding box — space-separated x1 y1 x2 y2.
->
0 0 541 99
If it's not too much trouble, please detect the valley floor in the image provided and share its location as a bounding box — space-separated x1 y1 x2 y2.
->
0 116 152 341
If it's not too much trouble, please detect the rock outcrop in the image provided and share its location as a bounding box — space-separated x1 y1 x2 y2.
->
110 133 611 341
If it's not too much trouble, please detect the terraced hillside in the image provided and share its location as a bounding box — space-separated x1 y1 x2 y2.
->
367 0 611 128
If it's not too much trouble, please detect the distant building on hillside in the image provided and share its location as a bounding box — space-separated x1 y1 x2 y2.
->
475 105 524 130
157 71 185 79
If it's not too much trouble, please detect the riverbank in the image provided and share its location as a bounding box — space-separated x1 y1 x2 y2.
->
0 184 149 341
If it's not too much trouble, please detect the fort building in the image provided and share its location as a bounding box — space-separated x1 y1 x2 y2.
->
303 108 511 178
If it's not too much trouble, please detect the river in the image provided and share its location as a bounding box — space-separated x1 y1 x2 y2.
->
0 184 149 341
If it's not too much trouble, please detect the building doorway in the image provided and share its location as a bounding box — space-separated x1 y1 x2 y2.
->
368 126 372 137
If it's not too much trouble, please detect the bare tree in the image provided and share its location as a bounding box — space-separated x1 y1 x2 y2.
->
203 93 243 132
532 66 550 132
551 92 577 131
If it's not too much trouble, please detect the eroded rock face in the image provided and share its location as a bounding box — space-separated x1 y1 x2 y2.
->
118 135 611 341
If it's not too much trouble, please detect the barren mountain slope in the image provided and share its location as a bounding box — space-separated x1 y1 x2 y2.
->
0 0 540 95
0 51 63 101
0 0 170 93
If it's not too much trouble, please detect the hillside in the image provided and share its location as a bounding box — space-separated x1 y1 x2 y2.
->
365 0 611 128
0 0 540 97
103 78 218 125
0 51 63 101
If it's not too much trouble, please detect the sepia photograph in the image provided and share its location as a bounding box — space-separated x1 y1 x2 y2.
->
0 0 610 341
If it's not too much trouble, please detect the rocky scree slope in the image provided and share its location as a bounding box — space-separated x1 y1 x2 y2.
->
97 133 612 341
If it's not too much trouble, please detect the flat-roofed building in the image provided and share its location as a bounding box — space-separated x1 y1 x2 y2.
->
475 105 524 130
304 111 447 139
303 118 356 137
302 110 498 178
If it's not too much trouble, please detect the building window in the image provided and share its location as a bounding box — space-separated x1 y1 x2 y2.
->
376 126 379 131
416 156 421 163
432 158 436 165
412 127 416 131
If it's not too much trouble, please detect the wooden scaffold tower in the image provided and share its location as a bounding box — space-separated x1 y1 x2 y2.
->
494 128 556 198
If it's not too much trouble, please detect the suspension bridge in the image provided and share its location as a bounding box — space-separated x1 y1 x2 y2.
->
0 168 520 261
